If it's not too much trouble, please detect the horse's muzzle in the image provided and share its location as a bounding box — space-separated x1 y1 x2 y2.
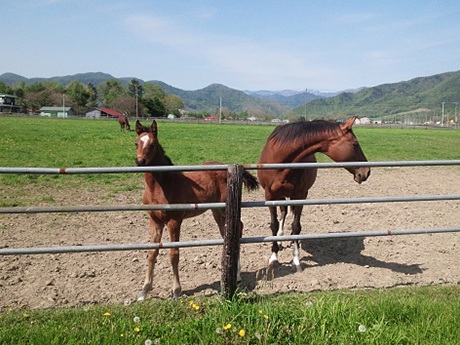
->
354 168 371 184
135 158 146 166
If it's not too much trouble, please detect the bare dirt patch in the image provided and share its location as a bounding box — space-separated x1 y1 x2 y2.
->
1 167 459 310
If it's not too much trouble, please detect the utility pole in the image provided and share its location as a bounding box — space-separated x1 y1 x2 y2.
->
454 102 458 125
441 102 445 126
304 88 308 121
219 97 222 123
135 84 139 120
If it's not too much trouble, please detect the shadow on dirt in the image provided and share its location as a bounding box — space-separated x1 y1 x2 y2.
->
184 236 423 296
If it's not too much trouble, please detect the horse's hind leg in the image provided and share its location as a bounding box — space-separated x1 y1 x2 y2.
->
277 204 287 249
268 206 280 265
290 205 303 272
138 218 164 301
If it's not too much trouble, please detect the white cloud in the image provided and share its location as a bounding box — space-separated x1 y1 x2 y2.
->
124 14 331 89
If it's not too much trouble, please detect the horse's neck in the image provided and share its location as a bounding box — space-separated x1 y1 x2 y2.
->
144 151 175 187
288 131 333 162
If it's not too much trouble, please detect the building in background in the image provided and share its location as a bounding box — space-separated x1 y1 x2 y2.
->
85 107 123 119
40 106 73 117
0 94 21 113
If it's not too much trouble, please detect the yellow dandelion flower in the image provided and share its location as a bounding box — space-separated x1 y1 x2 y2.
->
239 329 246 337
23 313 29 318
264 314 269 320
104 312 111 317
194 304 200 311
120 333 124 337
258 309 262 314
223 323 232 330
134 327 141 332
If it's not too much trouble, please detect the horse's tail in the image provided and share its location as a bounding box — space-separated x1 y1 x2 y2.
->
242 170 259 192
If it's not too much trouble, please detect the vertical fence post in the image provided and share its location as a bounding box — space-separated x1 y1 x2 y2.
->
221 164 243 299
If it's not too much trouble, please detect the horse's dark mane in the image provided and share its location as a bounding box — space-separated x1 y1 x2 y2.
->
156 142 174 166
269 120 341 146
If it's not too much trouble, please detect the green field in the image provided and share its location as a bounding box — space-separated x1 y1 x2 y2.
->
1 116 459 168
1 116 460 344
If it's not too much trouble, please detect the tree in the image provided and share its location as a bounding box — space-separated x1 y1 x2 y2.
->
86 83 98 109
143 83 165 99
164 94 184 116
142 83 167 117
66 81 90 115
98 79 125 108
142 97 166 117
128 79 143 98
112 96 137 117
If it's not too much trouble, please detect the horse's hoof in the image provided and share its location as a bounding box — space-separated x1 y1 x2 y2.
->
137 293 146 302
291 262 303 272
172 290 182 299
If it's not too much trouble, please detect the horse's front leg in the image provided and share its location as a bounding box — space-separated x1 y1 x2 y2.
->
167 220 182 299
290 205 303 272
138 218 164 301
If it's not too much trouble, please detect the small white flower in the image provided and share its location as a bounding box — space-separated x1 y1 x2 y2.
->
145 340 152 345
358 324 366 332
134 316 140 323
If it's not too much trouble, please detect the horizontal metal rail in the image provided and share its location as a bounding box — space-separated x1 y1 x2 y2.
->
2 194 459 214
1 160 459 175
1 226 459 256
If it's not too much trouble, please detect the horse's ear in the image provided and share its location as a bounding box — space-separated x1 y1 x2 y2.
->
151 120 158 136
135 120 144 135
340 116 356 132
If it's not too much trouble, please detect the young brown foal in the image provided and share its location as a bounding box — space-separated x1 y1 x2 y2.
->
135 120 258 300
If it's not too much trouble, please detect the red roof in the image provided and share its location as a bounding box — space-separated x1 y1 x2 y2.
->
96 107 123 117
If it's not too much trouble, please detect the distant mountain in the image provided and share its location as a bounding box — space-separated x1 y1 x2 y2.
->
293 70 460 119
245 90 323 108
3 70 460 119
145 82 290 115
0 72 126 87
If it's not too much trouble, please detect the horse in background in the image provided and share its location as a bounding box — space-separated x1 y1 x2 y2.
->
134 120 259 300
257 117 370 271
118 115 131 131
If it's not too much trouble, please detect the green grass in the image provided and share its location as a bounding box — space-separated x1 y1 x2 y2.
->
1 116 459 169
1 286 459 344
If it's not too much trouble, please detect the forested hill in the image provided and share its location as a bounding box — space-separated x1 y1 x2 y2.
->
0 72 290 116
2 70 460 119
295 70 460 119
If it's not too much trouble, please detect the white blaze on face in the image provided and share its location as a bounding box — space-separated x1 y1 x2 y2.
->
140 135 150 150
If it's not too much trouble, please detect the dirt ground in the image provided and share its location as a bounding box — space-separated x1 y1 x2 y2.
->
1 166 459 310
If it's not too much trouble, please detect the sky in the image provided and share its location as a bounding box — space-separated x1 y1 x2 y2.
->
3 1 460 92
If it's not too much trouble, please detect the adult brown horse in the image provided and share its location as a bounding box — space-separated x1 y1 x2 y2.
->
119 115 131 131
257 117 370 271
135 120 259 300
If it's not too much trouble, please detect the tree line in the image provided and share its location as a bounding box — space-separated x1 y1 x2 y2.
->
0 79 184 117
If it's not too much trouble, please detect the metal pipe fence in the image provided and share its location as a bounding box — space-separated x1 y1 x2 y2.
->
1 161 459 255
1 226 459 256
